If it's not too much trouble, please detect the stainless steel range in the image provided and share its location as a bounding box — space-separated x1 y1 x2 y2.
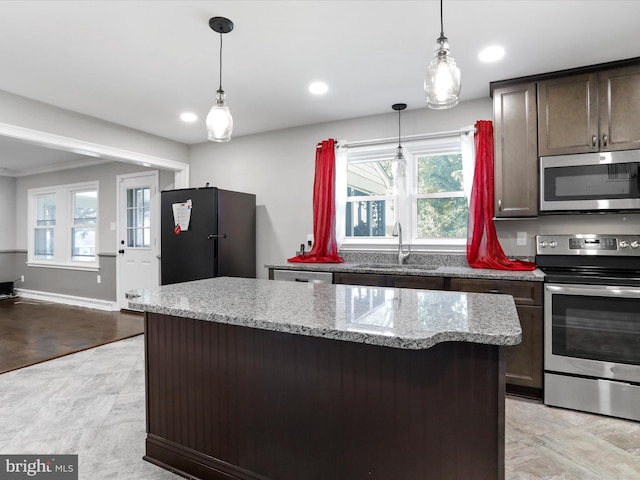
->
536 234 640 421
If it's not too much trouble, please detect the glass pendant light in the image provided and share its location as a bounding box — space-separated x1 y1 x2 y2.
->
392 103 408 180
424 0 461 109
206 17 234 142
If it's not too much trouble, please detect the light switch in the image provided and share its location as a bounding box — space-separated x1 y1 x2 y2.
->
517 232 527 246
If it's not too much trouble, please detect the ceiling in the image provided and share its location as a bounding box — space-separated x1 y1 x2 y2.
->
0 0 639 175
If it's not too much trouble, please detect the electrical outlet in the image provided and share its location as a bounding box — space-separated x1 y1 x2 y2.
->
20 275 24 283
516 231 527 246
307 233 314 247
97 274 101 284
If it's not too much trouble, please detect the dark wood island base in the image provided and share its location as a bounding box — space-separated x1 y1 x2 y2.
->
144 312 506 480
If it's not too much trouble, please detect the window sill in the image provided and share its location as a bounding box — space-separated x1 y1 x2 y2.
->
26 262 100 272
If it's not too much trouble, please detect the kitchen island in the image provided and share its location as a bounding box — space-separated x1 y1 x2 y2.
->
129 276 521 480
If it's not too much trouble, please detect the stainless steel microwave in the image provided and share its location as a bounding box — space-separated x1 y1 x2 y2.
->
540 150 640 213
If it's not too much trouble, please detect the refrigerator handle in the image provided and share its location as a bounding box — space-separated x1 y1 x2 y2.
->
207 234 227 240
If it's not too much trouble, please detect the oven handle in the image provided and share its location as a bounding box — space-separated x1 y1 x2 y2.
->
546 283 640 298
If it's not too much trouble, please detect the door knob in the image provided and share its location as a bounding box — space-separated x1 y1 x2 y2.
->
118 249 125 254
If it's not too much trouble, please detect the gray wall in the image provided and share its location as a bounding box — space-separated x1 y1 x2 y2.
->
0 175 16 282
189 98 640 278
13 162 174 300
188 99 493 279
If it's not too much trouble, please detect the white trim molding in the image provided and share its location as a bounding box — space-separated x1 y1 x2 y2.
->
16 288 119 311
0 122 189 187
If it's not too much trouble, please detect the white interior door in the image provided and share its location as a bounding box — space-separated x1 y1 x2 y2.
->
117 171 159 310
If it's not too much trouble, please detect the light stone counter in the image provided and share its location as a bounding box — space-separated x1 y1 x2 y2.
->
128 276 521 350
266 261 545 282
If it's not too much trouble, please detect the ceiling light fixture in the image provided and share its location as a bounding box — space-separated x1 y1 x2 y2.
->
424 0 461 109
180 112 198 123
392 103 408 179
206 16 234 142
479 45 505 63
309 82 328 95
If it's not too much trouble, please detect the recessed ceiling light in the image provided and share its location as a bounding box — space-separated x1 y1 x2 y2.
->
180 112 198 123
479 46 505 63
309 82 329 95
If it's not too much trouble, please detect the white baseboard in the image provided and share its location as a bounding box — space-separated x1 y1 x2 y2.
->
15 289 119 311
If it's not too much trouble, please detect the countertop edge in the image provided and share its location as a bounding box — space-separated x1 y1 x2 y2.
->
265 262 545 282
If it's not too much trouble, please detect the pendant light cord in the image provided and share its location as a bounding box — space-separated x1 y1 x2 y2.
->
218 32 223 92
398 109 402 148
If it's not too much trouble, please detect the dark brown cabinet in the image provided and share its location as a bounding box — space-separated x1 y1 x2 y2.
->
333 272 445 290
272 268 543 398
538 65 640 156
492 82 539 217
449 278 543 396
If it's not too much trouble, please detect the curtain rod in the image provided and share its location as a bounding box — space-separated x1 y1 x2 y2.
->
338 126 476 149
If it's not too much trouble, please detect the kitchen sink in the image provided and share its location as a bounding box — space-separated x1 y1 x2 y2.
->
355 263 438 271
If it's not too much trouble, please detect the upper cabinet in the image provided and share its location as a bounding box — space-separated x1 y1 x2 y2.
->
538 65 640 156
493 82 539 218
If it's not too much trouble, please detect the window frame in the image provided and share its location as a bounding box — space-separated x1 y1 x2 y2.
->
339 132 474 252
27 181 100 271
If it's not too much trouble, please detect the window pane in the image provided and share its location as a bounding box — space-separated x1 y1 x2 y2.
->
34 228 54 259
417 154 464 194
143 207 150 228
127 227 150 248
71 227 96 261
36 195 56 226
143 187 150 207
346 199 394 237
136 188 143 207
417 197 468 238
347 160 393 196
73 190 97 225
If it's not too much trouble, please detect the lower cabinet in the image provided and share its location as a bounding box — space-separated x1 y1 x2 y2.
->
448 278 543 397
333 272 446 290
335 273 543 398
274 269 543 398
506 305 543 391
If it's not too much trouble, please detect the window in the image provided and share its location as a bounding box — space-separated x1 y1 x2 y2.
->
28 182 99 269
71 189 98 261
339 131 475 250
126 187 151 248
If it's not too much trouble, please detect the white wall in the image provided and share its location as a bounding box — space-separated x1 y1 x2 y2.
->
189 99 493 278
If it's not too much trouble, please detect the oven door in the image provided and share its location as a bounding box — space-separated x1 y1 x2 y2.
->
545 283 640 384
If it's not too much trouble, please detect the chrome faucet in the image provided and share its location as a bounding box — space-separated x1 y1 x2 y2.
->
392 221 411 264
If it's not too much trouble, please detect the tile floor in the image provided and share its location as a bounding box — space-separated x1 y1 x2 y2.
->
1 335 639 479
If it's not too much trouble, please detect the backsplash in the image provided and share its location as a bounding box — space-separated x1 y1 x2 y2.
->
339 250 535 266
339 250 468 266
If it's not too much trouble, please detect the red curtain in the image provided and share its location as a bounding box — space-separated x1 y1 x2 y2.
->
466 121 536 271
288 139 344 263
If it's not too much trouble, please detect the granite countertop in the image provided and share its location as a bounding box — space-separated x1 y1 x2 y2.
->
128 276 521 350
265 261 545 282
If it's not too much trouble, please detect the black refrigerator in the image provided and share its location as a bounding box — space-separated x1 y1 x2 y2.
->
160 187 256 285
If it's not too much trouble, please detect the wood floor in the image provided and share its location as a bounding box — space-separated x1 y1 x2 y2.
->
0 297 144 374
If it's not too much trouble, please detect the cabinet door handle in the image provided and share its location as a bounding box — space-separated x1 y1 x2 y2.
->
497 199 502 213
486 289 502 294
592 135 597 148
603 134 609 147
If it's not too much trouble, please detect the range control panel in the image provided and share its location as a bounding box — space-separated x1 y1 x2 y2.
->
536 234 640 256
